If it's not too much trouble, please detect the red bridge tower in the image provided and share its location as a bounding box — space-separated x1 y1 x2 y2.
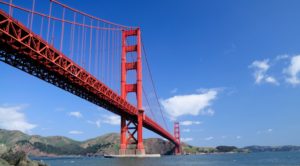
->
174 122 181 154
120 28 145 155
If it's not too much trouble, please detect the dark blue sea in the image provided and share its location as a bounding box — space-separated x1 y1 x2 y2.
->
32 151 300 166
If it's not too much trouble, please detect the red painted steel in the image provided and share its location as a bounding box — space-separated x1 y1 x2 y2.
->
174 122 181 154
0 4 180 154
120 28 145 155
50 0 132 29
0 1 123 31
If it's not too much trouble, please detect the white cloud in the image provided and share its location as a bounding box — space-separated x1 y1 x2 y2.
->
87 120 101 128
250 59 278 85
236 136 242 139
68 111 82 118
257 128 273 134
0 105 36 133
95 120 101 127
68 130 83 135
182 129 191 133
180 121 202 126
265 76 279 85
161 89 218 119
181 137 193 142
201 108 215 116
276 54 289 61
87 115 120 128
284 55 300 85
205 136 214 141
102 115 120 125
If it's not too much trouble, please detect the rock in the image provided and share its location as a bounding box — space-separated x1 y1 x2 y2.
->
0 158 11 166
1 150 47 166
0 144 8 155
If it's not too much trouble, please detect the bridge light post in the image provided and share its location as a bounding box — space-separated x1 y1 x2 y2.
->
120 28 145 155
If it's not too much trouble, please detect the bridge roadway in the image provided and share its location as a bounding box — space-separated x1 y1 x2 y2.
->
0 9 179 147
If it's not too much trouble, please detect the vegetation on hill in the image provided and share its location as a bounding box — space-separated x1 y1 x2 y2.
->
1 129 299 157
242 145 300 152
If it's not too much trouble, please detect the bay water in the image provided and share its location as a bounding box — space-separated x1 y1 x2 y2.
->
32 151 300 166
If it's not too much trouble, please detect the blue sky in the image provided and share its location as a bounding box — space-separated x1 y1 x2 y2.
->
1 0 300 147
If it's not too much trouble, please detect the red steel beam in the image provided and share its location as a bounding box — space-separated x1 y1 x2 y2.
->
0 9 180 147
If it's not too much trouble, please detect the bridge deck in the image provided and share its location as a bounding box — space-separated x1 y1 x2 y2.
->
0 9 179 147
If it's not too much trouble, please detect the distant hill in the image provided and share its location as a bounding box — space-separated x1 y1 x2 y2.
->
0 129 176 156
0 129 299 157
243 145 300 152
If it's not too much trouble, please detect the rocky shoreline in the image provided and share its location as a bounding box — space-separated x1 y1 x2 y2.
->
0 150 47 166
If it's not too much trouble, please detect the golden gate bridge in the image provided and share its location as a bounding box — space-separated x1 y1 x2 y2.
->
0 0 181 155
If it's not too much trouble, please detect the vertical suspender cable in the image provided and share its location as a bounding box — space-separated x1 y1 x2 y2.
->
40 16 44 37
111 30 114 90
83 18 87 68
70 12 76 60
81 17 85 67
76 25 81 64
100 24 104 80
142 39 169 131
102 24 106 81
9 0 13 16
88 19 93 72
60 7 65 52
51 21 55 45
95 21 99 79
47 0 53 42
98 25 102 79
29 0 35 31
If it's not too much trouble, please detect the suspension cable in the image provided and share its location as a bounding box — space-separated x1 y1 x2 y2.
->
141 38 169 131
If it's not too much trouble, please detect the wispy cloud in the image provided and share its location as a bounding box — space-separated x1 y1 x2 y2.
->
204 136 214 141
161 89 218 119
68 130 83 135
236 136 242 139
170 88 178 94
248 54 300 86
201 108 215 116
180 121 202 126
249 59 279 85
68 111 82 118
265 76 279 85
102 115 120 125
257 128 273 134
182 128 191 133
276 54 289 61
284 55 300 85
87 120 101 128
87 114 120 128
181 137 193 142
0 105 36 133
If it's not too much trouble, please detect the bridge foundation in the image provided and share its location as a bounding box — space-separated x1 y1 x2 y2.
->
119 110 145 155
